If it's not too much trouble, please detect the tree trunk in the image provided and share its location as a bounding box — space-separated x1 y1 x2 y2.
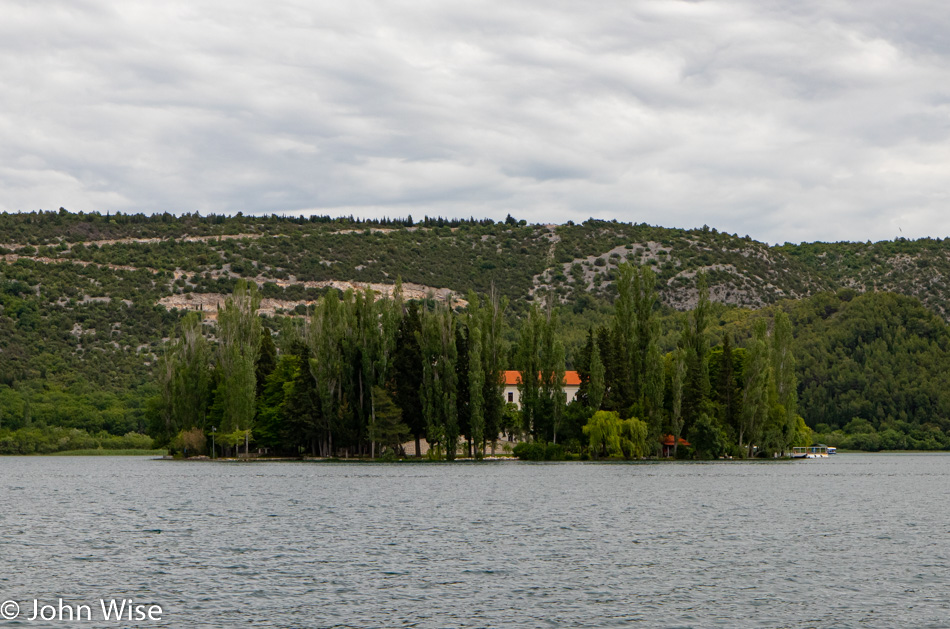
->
415 435 421 458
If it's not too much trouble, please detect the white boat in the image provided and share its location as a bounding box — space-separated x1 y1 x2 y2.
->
791 445 830 459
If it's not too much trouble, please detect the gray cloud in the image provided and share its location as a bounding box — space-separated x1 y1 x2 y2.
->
1 0 949 243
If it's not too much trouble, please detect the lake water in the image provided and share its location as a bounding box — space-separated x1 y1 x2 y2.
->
1 454 949 628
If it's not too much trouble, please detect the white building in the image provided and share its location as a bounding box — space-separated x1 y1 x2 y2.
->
503 370 581 408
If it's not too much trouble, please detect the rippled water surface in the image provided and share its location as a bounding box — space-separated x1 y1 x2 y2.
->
2 454 950 628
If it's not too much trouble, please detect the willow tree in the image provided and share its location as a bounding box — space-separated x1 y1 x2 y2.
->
171 312 211 432
216 280 262 455
157 312 211 444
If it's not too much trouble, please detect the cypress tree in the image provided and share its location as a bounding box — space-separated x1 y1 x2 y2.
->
589 337 606 412
391 302 425 456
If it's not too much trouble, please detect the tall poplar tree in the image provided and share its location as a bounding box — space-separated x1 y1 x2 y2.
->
466 292 485 457
540 298 566 443
418 303 458 459
741 319 771 457
682 272 711 431
309 289 345 456
612 264 636 410
717 333 741 438
670 348 686 456
589 338 606 412
480 285 507 454
771 310 798 453
516 304 543 438
516 295 565 442
372 283 401 457
216 280 262 454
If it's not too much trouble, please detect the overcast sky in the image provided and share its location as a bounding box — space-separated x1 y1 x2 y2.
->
2 1 949 243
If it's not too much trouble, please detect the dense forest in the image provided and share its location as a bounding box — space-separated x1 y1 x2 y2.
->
155 268 805 460
2 210 950 454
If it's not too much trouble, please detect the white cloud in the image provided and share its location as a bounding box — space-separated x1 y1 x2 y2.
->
1 0 949 243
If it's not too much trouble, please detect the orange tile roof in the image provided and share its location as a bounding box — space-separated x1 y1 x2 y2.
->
504 370 580 386
660 435 691 446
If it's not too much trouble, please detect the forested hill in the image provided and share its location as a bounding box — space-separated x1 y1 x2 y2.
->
2 209 950 451
3 210 950 315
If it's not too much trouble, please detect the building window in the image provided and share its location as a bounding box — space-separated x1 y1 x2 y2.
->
508 392 514 403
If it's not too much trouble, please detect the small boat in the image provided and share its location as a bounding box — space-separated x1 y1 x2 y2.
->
791 445 830 459
826 446 836 455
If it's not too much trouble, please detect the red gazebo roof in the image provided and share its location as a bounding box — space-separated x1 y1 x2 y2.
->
660 435 690 447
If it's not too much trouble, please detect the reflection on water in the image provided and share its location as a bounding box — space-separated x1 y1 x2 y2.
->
1 454 949 628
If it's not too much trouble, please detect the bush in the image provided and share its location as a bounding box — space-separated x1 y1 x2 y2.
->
512 442 566 461
170 427 207 456
0 426 153 454
688 414 728 459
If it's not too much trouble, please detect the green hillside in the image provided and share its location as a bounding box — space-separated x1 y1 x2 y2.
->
2 209 950 452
